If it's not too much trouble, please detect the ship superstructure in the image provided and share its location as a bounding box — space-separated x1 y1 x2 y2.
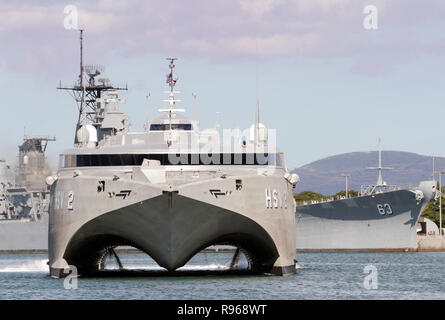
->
48 33 299 277
0 136 55 252
0 159 14 219
360 138 400 196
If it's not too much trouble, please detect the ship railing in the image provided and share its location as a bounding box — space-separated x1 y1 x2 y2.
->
57 81 128 91
360 183 424 196
295 198 335 206
360 184 401 196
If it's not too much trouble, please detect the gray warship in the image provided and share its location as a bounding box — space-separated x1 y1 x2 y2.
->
0 136 55 252
295 142 436 251
48 33 299 277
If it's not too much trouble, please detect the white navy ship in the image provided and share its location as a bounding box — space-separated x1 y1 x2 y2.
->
48 32 299 277
0 136 55 252
295 142 436 251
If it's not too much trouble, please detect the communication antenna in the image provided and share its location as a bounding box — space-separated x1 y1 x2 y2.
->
367 137 392 187
254 40 260 150
192 93 199 128
57 29 127 143
158 58 185 146
215 112 221 132
256 40 260 122
144 92 151 131
85 65 104 86
98 78 110 86
79 29 85 134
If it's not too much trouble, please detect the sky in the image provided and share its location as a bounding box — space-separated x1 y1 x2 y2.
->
0 0 444 170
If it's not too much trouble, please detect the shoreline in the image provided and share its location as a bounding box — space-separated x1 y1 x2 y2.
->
2 243 445 254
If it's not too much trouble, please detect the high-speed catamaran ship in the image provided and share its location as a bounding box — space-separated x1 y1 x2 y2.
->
295 143 436 252
48 36 298 277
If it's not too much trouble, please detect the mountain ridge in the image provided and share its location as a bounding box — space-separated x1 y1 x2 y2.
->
291 151 441 195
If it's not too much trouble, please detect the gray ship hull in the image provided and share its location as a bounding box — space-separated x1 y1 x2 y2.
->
49 170 297 277
295 181 436 251
58 192 283 275
0 216 48 252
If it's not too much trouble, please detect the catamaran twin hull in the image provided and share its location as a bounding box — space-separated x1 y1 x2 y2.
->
295 181 436 252
49 166 297 277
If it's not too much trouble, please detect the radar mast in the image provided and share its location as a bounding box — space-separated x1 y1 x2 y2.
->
158 58 185 146
57 29 127 143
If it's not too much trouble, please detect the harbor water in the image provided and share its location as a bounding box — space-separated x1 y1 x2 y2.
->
0 252 444 300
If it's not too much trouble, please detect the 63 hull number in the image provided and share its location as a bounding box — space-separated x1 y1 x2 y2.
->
377 203 393 216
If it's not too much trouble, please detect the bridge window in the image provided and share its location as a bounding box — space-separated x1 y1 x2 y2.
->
149 124 192 131
60 153 276 168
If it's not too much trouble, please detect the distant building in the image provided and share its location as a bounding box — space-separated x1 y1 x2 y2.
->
16 136 55 191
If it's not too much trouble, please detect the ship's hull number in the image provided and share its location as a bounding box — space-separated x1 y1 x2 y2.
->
67 191 74 210
377 203 393 216
55 190 75 211
265 188 287 209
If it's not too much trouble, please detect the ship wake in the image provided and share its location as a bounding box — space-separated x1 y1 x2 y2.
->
0 258 47 273
95 248 252 276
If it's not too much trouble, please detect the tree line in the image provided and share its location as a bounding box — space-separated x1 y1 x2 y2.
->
293 190 359 204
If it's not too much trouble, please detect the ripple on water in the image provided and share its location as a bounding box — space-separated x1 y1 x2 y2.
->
0 252 444 299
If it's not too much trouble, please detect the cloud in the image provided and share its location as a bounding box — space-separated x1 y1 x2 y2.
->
239 0 284 16
0 0 444 77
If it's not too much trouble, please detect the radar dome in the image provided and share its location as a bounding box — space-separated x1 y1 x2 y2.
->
249 123 268 142
76 125 98 148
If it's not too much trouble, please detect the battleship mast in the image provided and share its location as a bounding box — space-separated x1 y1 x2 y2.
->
363 137 394 194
